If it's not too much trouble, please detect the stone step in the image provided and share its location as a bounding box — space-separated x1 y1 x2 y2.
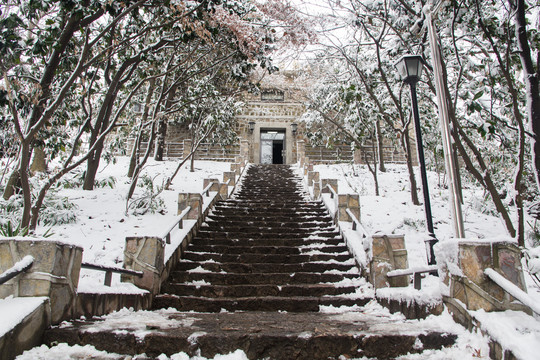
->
194 230 341 240
206 214 333 222
191 237 344 247
199 224 335 234
152 294 372 312
185 244 349 255
161 283 358 298
181 252 351 264
174 261 357 273
166 271 355 285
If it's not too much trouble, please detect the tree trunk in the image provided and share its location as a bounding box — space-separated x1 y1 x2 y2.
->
511 0 540 195
128 79 155 177
154 85 176 161
402 130 420 206
375 119 386 172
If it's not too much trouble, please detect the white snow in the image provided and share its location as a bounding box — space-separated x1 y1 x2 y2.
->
0 296 48 337
0 255 34 280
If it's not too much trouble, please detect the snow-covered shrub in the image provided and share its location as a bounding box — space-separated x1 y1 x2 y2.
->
523 247 540 289
59 169 116 189
127 174 165 216
0 189 77 228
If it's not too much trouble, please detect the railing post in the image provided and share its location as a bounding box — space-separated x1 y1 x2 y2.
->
369 234 409 289
183 139 192 159
123 236 164 294
321 179 338 195
178 193 203 221
337 194 360 222
223 171 236 187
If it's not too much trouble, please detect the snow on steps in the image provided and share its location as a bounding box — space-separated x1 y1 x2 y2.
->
43 307 458 360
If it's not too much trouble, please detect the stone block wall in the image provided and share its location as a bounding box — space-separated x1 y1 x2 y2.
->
0 239 82 324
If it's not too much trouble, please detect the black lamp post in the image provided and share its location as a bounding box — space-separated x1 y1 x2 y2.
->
395 55 438 265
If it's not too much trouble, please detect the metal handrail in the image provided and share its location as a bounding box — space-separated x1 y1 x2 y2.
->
345 208 368 238
0 255 34 285
387 265 439 290
162 206 191 244
485 268 540 316
80 262 143 287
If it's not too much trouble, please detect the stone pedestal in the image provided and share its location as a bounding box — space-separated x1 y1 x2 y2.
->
123 237 164 294
297 140 305 166
369 235 408 289
321 179 338 195
307 171 319 186
440 240 528 312
337 194 360 222
354 148 363 164
178 193 203 220
219 182 229 200
223 171 236 187
203 178 220 192
304 160 312 176
0 239 82 324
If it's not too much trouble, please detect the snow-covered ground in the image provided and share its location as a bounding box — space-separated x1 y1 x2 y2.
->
32 158 232 291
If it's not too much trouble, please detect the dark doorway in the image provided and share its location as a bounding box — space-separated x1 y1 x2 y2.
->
272 141 284 164
260 130 286 164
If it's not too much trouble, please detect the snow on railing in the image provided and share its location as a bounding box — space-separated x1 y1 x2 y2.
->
387 265 439 290
485 268 540 316
346 208 368 239
162 206 191 245
201 183 213 197
323 183 338 199
0 255 34 285
81 262 143 287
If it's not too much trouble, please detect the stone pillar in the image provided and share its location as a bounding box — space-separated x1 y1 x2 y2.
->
0 239 83 324
178 193 203 220
441 240 528 312
218 182 229 200
307 171 319 186
203 178 220 192
304 161 313 176
240 140 249 161
337 194 360 222
313 180 321 199
321 179 338 195
123 236 164 294
369 234 409 289
223 171 236 187
183 139 192 159
297 140 305 167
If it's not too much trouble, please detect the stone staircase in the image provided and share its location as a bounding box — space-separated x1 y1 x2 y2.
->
153 164 367 313
44 165 457 359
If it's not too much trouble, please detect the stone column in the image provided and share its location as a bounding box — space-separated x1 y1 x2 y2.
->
369 234 409 289
0 239 83 324
223 171 236 187
337 194 360 222
123 236 164 294
219 182 230 200
297 140 305 166
178 193 203 220
304 161 312 176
